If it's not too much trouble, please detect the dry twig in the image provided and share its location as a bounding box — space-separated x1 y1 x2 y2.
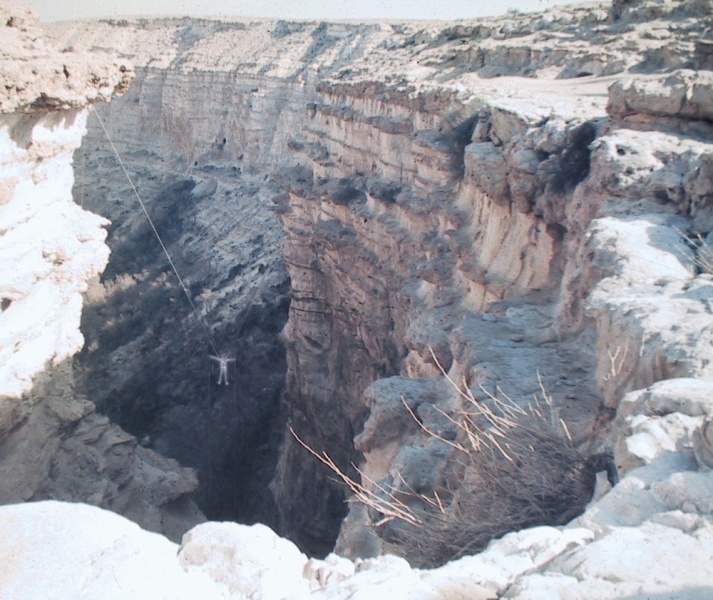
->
292 349 615 567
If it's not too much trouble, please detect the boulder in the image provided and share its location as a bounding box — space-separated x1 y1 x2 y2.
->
0 501 223 600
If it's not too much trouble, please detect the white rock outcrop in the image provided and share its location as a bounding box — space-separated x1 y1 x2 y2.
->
0 3 131 113
0 109 108 400
178 522 311 599
0 501 224 600
0 1 130 401
0 1 202 541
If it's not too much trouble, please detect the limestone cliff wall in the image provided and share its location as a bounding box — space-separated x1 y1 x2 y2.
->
46 15 401 545
0 108 107 401
273 80 610 554
267 5 713 555
45 0 713 561
0 0 130 400
0 1 203 541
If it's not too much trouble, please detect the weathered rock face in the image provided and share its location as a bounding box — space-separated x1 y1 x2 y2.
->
46 15 398 545
45 0 713 569
0 1 202 540
68 98 291 527
0 106 107 402
0 501 226 599
0 3 131 113
0 0 129 401
272 83 608 556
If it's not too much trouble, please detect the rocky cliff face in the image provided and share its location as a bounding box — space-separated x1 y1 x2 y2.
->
0 2 204 540
44 0 713 573
46 15 400 541
0 1 128 400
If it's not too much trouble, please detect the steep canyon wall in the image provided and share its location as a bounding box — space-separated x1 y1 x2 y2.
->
44 0 713 560
0 2 204 541
68 69 295 525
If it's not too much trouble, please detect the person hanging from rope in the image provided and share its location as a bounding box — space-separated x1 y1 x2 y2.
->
210 354 235 385
92 108 261 393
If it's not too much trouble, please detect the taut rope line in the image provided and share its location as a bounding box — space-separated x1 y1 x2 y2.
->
92 106 265 517
91 107 221 358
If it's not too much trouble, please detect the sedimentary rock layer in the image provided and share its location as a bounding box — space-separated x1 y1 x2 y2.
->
0 1 202 540
45 0 713 561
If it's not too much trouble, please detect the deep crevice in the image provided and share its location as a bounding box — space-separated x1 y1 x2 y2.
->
73 152 292 529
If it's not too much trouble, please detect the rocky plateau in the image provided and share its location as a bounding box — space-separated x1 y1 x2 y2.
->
2 0 713 597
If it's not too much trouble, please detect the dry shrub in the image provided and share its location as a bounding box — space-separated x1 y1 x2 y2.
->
293 354 616 568
678 228 713 275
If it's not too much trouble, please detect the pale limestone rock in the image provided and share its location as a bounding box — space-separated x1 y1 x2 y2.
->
612 380 713 472
310 555 440 600
0 110 110 400
608 70 713 122
575 474 668 530
303 553 356 591
0 3 132 113
587 214 693 282
623 412 701 467
325 370 712 595
502 573 588 600
627 378 713 418
589 128 712 204
582 184 713 404
510 468 713 598
0 501 224 600
178 521 311 599
652 471 713 514
554 519 713 594
590 275 713 406
538 375 713 598
419 527 595 600
693 417 713 470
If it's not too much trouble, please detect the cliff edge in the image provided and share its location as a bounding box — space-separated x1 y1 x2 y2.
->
0 1 203 542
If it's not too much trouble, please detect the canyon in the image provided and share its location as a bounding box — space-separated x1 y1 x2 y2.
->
2 0 713 596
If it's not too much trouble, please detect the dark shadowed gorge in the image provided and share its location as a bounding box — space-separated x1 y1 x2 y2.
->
36 0 713 561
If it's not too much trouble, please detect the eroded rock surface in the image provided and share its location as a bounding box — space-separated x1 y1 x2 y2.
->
37 0 713 590
0 1 201 540
0 501 223 600
0 3 131 113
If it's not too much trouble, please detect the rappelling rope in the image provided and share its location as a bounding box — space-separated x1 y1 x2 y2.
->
91 107 221 358
232 356 238 518
93 106 264 519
